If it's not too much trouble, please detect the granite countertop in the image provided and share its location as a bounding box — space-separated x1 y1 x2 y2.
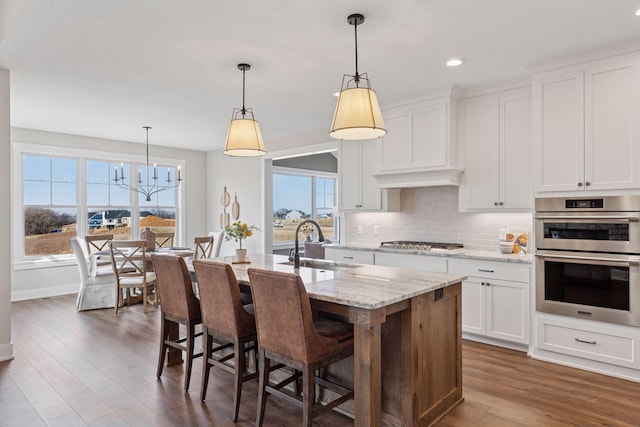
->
199 253 466 310
325 244 533 264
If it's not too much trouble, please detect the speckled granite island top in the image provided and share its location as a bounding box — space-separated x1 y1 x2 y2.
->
207 253 466 310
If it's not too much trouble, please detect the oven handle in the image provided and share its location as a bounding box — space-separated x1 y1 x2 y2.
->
535 213 640 222
536 251 640 266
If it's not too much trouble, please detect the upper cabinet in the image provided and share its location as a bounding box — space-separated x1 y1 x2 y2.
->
338 139 399 211
372 92 463 188
533 53 640 193
458 86 532 211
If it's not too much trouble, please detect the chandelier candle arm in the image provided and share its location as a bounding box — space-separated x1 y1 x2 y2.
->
330 13 386 141
113 126 182 202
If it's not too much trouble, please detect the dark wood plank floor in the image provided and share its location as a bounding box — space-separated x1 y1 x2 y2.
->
1 295 639 426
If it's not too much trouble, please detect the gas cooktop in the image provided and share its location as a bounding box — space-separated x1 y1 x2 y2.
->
379 241 464 252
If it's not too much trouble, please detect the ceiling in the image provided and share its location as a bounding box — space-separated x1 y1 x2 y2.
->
2 0 640 152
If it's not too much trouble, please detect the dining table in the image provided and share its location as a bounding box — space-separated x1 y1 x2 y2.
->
90 246 194 277
186 253 466 427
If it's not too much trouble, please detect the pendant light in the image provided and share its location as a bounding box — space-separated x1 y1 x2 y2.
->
330 13 386 140
223 63 266 157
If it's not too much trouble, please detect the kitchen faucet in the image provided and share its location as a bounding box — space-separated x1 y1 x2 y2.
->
292 219 325 269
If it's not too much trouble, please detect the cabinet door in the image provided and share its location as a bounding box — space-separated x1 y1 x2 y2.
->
461 278 485 335
459 95 500 209
500 90 532 209
374 252 447 272
360 139 382 210
379 100 448 172
324 248 374 264
485 278 529 345
339 141 362 209
533 70 585 192
585 57 640 190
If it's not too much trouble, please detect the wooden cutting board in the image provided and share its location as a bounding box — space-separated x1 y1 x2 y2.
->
232 193 240 220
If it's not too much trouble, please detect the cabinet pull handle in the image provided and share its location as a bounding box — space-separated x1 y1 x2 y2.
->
577 182 583 187
494 202 498 206
499 202 504 206
481 282 485 286
343 256 354 259
585 182 591 187
478 269 494 273
486 282 491 286
574 338 596 345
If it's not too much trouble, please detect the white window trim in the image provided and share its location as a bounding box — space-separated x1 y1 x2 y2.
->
12 142 185 269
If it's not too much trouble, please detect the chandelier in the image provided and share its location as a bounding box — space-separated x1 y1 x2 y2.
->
330 13 386 140
113 126 182 201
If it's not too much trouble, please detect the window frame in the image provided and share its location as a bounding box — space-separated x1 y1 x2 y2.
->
12 142 185 269
271 165 337 249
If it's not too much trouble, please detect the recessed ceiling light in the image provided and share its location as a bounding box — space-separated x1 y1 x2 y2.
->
446 58 464 67
635 8 640 16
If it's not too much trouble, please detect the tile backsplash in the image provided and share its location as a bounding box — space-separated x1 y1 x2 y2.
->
346 186 532 251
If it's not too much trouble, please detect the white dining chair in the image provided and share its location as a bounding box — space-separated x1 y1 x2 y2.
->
208 230 225 258
71 237 116 311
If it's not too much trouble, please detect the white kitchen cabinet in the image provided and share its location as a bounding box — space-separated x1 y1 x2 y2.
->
536 315 640 370
373 94 463 188
449 258 530 346
533 54 640 192
338 139 399 211
458 86 531 211
324 247 374 265
374 252 447 273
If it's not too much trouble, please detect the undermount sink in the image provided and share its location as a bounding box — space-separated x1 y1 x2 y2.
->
278 259 357 271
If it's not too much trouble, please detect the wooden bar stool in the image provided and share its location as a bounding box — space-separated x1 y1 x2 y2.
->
192 260 258 421
151 253 202 392
247 268 354 427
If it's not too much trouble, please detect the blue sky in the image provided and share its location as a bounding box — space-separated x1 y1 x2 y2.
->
23 155 177 210
272 174 335 215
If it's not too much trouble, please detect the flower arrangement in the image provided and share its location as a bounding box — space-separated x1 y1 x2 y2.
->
224 221 260 250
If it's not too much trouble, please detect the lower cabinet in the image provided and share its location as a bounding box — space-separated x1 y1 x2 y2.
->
449 258 530 346
536 315 640 370
373 252 447 272
324 247 375 265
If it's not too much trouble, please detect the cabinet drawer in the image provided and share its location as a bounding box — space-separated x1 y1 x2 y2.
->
324 248 374 265
448 258 529 282
537 317 639 369
374 252 447 273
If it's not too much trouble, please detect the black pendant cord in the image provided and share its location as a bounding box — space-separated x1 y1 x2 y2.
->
144 126 151 184
353 20 360 85
241 66 246 117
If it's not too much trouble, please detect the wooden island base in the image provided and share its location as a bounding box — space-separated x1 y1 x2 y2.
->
318 283 463 426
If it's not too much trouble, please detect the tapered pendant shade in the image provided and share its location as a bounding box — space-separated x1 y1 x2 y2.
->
223 63 266 157
330 13 386 140
223 118 266 157
330 86 386 140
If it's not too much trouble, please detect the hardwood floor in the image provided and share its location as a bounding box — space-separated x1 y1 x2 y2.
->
1 294 639 426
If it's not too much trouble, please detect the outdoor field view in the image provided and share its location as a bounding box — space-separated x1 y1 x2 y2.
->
24 208 175 256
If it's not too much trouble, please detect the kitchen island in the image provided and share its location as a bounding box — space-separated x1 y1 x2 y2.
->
205 253 466 427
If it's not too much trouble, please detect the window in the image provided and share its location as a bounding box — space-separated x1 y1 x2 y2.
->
15 143 183 263
272 171 336 243
23 155 78 256
138 164 178 238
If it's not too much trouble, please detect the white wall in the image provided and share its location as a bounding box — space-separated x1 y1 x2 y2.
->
0 69 13 361
206 150 264 256
11 128 208 301
347 186 532 252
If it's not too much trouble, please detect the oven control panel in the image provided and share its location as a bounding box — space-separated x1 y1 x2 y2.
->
565 199 604 209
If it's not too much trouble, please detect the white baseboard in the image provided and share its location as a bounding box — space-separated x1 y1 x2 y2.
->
11 284 78 302
0 342 14 361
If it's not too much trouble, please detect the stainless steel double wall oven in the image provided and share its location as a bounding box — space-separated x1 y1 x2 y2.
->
535 196 640 326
